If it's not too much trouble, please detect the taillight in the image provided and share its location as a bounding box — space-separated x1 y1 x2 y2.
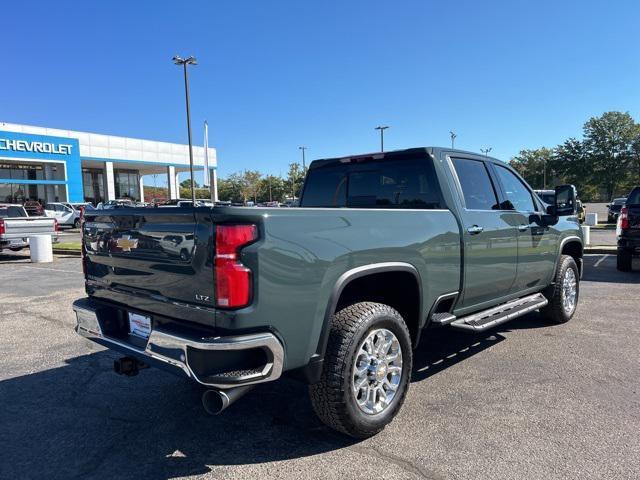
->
214 224 257 308
619 206 629 230
0 218 5 236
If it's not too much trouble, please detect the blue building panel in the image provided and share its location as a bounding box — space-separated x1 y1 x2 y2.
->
0 130 83 202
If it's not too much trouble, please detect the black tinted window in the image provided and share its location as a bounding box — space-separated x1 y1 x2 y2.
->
627 188 640 205
0 206 27 218
452 158 499 210
301 157 443 209
494 165 536 212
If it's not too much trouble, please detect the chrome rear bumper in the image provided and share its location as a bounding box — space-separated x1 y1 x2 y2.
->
73 298 284 389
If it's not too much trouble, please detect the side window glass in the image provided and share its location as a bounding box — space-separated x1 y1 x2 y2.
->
495 166 536 212
451 158 499 210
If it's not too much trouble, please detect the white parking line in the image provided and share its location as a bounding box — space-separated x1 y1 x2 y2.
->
594 255 610 267
19 265 79 274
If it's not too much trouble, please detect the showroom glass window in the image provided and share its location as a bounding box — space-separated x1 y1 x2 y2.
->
114 169 140 200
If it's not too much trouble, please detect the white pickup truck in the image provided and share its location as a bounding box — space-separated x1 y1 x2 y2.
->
0 204 59 252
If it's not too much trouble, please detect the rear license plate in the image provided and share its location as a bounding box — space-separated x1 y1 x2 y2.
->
128 312 152 339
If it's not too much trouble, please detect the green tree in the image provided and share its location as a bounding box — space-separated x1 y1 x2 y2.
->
257 175 287 203
286 162 307 200
552 138 594 198
240 170 263 203
583 111 636 199
629 124 640 186
218 173 245 203
179 178 199 189
509 147 554 189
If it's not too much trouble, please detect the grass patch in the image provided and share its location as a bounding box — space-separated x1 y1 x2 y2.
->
54 241 81 251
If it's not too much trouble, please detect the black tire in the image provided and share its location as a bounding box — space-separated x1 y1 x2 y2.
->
73 218 80 228
617 250 632 272
309 302 412 438
541 255 580 324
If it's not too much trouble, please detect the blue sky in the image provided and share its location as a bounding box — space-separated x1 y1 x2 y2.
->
3 0 639 185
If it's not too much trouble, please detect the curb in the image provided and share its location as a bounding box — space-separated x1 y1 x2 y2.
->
53 249 82 257
584 246 617 254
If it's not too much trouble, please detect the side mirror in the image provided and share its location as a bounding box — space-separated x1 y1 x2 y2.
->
555 184 577 216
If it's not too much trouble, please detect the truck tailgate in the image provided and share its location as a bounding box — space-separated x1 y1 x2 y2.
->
84 209 216 321
1 217 56 239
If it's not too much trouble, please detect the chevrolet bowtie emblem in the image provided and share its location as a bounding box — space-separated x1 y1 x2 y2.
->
115 235 139 252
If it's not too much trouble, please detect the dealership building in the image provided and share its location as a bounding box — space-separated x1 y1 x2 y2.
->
0 122 217 205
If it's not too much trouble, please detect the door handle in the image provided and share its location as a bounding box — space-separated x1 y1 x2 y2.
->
518 224 529 232
467 225 484 235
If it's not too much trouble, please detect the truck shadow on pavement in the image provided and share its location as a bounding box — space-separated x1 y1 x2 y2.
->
0 314 550 480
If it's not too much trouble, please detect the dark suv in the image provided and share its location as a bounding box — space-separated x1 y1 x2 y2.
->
608 198 627 223
616 187 640 271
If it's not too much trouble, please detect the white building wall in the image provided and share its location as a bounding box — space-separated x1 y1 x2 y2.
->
0 122 217 170
167 166 178 200
139 176 145 202
104 162 115 200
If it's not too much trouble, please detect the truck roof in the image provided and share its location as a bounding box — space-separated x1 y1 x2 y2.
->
308 147 505 169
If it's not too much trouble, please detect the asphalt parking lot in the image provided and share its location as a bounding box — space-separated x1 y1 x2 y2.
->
1 252 639 479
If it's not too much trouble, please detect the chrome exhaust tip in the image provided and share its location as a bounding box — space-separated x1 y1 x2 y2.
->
202 385 255 415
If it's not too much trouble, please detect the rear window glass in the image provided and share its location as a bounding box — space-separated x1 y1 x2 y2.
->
627 189 640 205
300 156 444 209
0 206 27 218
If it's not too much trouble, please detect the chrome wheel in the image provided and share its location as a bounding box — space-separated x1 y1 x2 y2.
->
561 268 577 314
352 328 403 415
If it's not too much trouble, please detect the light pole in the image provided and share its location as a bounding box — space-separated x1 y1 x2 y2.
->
298 146 307 171
298 146 307 198
542 157 547 189
450 131 457 149
173 55 197 205
375 126 389 152
480 147 492 157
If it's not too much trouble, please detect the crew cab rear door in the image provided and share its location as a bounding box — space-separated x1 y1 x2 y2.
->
449 156 518 309
489 164 558 292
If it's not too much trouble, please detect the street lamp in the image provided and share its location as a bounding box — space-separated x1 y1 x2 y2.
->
173 55 197 204
375 126 389 152
298 146 307 171
480 147 492 157
298 146 307 198
450 131 457 149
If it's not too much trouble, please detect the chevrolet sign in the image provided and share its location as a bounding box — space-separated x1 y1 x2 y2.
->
0 138 74 155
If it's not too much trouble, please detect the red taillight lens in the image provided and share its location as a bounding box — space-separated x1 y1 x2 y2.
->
0 218 5 236
620 206 629 230
215 224 257 308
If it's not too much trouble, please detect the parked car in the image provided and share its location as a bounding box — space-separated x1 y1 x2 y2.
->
608 197 627 223
576 199 586 224
73 147 583 438
0 204 59 252
534 189 555 206
67 202 95 213
99 199 137 209
44 202 81 228
23 200 44 216
616 186 640 271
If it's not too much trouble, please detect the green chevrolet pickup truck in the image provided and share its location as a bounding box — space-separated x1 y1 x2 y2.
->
73 147 583 438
